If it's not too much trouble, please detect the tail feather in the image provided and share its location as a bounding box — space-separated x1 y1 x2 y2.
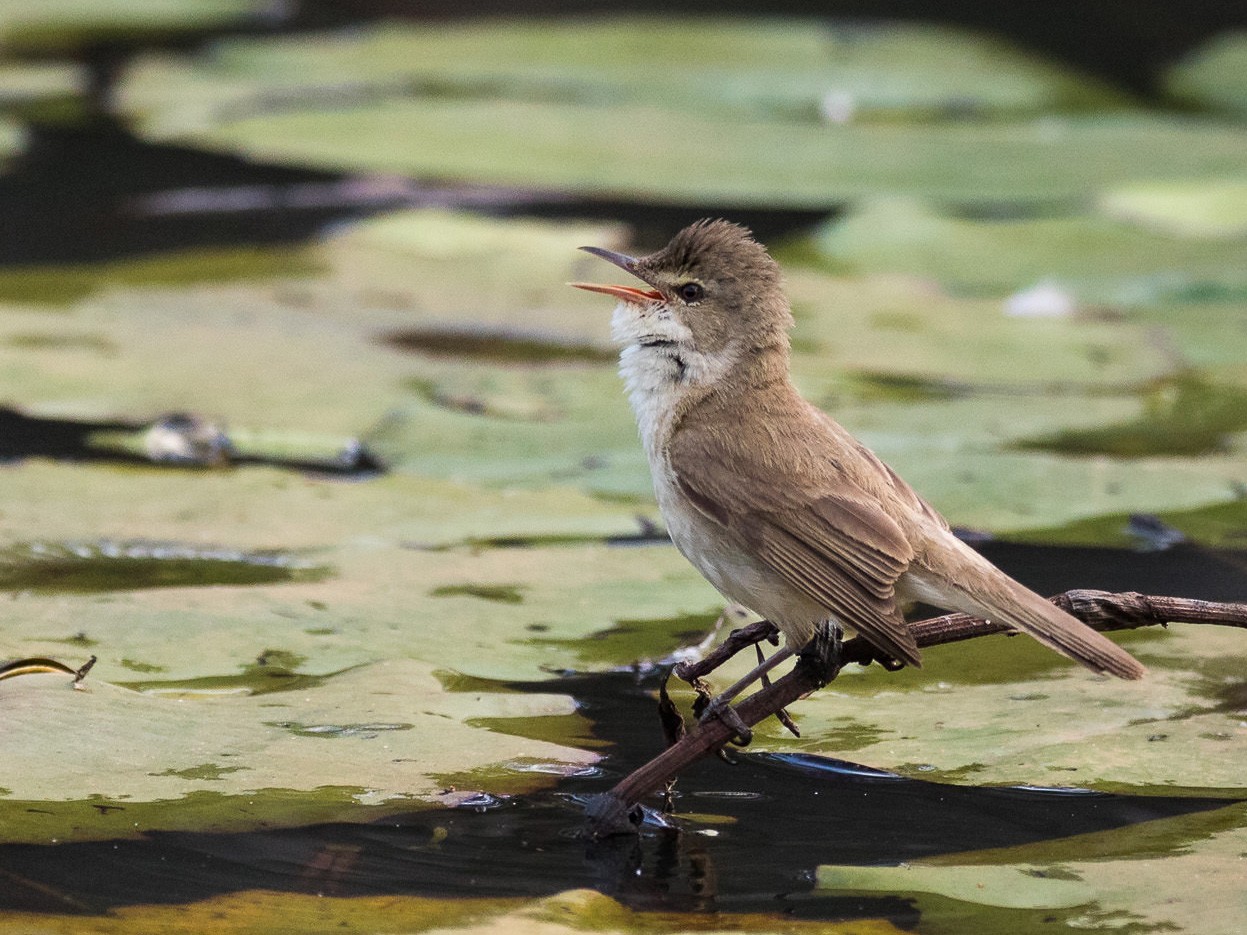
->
958 569 1146 680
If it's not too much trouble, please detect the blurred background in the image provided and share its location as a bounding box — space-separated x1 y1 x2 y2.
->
2 2 1246 932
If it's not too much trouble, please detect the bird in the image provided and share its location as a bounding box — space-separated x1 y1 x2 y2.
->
571 219 1145 689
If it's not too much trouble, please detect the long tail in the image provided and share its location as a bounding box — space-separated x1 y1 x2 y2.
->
945 556 1146 680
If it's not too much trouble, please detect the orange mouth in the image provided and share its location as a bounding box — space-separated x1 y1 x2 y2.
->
569 282 664 305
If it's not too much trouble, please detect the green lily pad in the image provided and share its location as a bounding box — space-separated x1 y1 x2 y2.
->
817 863 1094 910
817 804 1247 934
322 208 627 342
0 214 628 437
1008 497 1247 549
802 197 1247 299
849 439 1247 534
0 539 331 592
729 621 1247 791
0 245 317 306
4 539 717 685
0 461 644 554
0 887 913 934
1131 301 1247 369
1014 376 1247 457
0 60 85 121
1 213 1240 535
1098 178 1247 239
132 102 1247 208
0 0 267 52
782 267 1175 388
117 17 1121 128
0 110 21 162
116 27 1246 208
0 662 596 842
994 809 1247 934
1165 31 1247 118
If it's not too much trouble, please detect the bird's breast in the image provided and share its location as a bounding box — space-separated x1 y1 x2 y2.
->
650 461 825 644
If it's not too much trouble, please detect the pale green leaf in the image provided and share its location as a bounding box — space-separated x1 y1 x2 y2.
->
816 863 1093 910
0 0 265 51
114 24 1245 208
117 17 1122 126
1165 31 1247 118
804 196 1247 299
1098 178 1247 239
731 624 1247 791
0 60 84 106
1 662 596 840
120 99 1247 207
0 886 912 934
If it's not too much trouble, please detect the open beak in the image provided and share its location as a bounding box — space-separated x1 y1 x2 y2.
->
570 245 664 305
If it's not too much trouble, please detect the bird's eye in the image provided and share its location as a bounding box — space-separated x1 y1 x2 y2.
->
678 282 704 303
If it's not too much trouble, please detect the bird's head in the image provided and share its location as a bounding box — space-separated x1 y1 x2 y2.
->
572 219 791 384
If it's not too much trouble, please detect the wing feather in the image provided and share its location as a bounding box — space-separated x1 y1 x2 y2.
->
672 469 922 666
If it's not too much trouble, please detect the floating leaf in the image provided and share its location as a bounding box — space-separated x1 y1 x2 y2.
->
736 622 1247 791
0 539 330 592
1014 376 1247 457
0 460 644 553
0 60 85 121
783 268 1174 387
1007 498 1247 550
115 25 1246 208
1 662 596 841
0 245 316 306
0 110 20 163
117 17 1122 129
817 863 1094 909
0 0 268 52
1099 178 1247 239
817 804 1247 934
1165 30 1247 118
0 887 911 934
133 102 1247 207
803 196 1247 299
322 208 627 343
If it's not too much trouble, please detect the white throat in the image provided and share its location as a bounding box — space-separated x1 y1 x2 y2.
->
611 301 733 460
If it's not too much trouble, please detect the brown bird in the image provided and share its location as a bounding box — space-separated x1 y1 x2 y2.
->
572 219 1145 685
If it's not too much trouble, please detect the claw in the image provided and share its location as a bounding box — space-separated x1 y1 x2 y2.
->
700 695 753 746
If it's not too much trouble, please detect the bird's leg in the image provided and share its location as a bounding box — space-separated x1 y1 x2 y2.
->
664 617 778 749
754 642 800 738
695 645 796 746
663 616 799 750
795 619 844 688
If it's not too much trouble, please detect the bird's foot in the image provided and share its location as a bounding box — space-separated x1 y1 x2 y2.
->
796 620 844 688
695 693 753 747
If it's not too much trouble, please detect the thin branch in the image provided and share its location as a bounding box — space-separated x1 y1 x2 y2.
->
585 589 1247 837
